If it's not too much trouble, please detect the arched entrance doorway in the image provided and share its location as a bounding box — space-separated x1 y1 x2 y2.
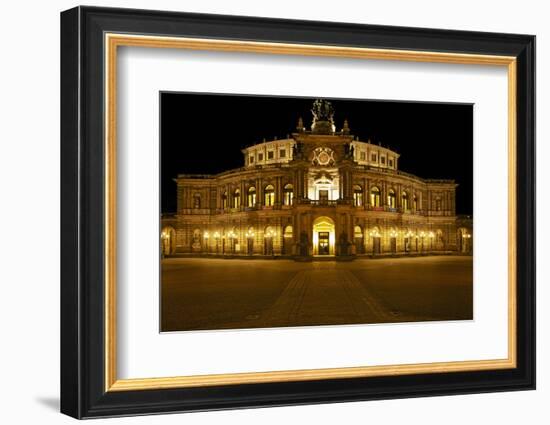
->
354 225 364 254
458 227 472 254
369 226 381 255
312 216 335 256
283 225 293 255
161 226 176 256
264 226 275 255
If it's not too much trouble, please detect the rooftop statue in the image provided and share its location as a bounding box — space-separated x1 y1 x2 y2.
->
311 99 336 134
311 99 334 123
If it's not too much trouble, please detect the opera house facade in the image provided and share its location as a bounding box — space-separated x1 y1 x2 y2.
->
161 100 472 258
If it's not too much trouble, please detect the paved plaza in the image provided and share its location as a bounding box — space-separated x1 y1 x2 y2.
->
161 256 473 332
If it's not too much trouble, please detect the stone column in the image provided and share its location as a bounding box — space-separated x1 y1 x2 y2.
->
303 168 309 199
256 177 263 207
363 177 368 209
240 180 246 210
275 176 282 207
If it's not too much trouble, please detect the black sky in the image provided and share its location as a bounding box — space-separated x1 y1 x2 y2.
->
161 93 473 215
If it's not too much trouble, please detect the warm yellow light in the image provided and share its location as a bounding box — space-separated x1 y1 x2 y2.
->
428 231 434 238
204 231 209 239
213 231 220 239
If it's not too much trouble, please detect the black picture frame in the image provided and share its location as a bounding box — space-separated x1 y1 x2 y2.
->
61 6 535 419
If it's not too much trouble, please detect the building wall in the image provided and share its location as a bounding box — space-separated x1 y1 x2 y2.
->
164 129 466 257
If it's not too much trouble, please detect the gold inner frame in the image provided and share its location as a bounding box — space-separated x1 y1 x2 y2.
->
104 33 517 392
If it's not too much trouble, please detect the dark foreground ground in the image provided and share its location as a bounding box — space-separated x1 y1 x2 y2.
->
161 256 473 332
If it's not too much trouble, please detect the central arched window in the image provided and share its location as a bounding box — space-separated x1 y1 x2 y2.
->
402 191 409 210
353 185 363 206
233 189 241 209
283 183 294 206
370 186 380 207
264 184 275 206
247 186 256 207
193 193 201 209
221 191 228 210
435 197 442 211
387 189 396 208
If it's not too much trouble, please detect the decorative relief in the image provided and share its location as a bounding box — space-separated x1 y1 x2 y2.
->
311 147 336 166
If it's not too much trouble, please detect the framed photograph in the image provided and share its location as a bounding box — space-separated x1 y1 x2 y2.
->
60 6 535 419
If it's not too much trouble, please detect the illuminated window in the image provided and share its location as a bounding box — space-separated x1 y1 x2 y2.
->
283 183 294 205
193 193 201 209
283 225 293 239
353 185 363 206
413 195 418 211
436 198 442 211
264 184 275 206
267 151 274 160
221 192 228 210
402 191 409 210
247 186 256 206
388 189 396 208
280 149 286 158
360 151 366 160
370 186 380 207
233 189 241 209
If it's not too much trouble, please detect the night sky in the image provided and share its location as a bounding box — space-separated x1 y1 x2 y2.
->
161 93 473 215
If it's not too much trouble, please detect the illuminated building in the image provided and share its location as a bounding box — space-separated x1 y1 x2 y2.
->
161 99 473 258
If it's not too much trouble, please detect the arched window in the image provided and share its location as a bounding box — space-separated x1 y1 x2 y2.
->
193 193 201 209
247 186 256 207
370 186 381 207
233 189 241 209
283 183 294 206
412 194 418 211
264 184 275 206
402 191 409 210
221 192 228 210
353 185 363 206
387 189 396 208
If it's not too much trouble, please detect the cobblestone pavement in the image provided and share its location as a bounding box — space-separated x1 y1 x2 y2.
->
161 256 473 332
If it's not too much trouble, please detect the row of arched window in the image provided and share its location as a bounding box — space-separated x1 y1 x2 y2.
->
352 185 419 210
221 184 294 209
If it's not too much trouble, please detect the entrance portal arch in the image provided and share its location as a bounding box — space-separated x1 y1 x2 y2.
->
161 226 176 256
312 216 335 256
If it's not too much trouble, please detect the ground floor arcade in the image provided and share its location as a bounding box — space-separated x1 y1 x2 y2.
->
161 209 473 258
